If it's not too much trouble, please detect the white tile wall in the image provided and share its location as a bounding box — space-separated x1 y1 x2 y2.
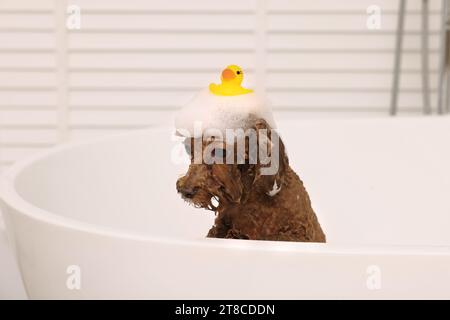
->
0 0 443 170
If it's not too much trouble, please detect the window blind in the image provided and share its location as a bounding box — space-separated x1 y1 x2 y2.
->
0 0 442 170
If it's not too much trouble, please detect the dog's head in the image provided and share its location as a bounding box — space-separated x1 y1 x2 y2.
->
176 118 288 210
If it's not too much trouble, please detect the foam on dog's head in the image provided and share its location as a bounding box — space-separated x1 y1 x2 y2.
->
175 89 276 138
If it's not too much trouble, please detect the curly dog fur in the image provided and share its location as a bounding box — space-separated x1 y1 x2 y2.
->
176 117 326 242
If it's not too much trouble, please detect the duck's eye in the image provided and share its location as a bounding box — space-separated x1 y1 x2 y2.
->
236 71 241 75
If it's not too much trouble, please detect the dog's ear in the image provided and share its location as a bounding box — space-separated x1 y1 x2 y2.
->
251 118 289 196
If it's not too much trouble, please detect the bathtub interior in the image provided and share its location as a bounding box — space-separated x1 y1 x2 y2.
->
10 118 450 246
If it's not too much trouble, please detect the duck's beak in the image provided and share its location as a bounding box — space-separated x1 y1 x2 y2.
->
221 68 236 81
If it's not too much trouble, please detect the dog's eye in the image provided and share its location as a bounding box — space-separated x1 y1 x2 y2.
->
212 148 226 159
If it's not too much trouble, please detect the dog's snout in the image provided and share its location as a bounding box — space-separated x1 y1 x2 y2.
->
176 177 197 198
181 187 197 198
178 185 198 199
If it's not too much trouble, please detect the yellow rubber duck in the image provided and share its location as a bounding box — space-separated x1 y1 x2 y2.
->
209 65 253 96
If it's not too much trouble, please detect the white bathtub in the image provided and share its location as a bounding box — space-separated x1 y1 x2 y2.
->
1 117 450 299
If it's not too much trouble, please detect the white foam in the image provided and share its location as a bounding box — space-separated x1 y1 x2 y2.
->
267 180 282 197
175 89 276 137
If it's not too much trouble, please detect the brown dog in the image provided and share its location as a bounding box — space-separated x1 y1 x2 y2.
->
176 117 326 242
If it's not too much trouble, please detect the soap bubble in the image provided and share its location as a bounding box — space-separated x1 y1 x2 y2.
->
175 89 276 138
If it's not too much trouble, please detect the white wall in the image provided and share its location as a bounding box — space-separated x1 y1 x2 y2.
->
0 0 443 170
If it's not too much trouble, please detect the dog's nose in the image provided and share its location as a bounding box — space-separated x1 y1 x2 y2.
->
180 187 197 198
176 179 197 198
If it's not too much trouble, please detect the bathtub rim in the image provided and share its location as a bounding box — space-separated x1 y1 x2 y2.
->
1 121 450 256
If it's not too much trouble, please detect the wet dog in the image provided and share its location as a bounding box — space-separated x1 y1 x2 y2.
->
176 117 326 242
